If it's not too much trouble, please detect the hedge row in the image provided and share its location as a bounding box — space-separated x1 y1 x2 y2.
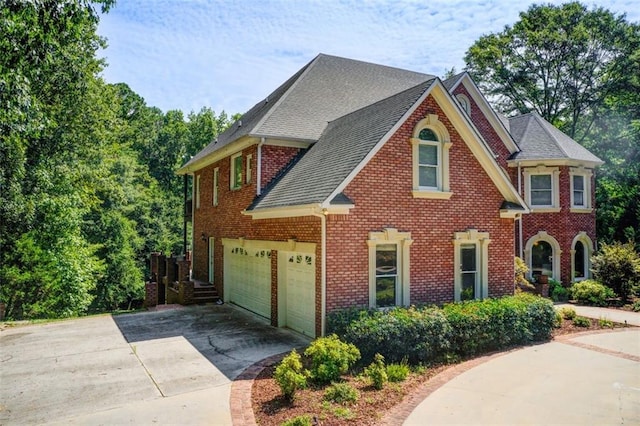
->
329 293 555 365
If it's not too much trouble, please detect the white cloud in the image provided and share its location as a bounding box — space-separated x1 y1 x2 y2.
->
97 0 640 115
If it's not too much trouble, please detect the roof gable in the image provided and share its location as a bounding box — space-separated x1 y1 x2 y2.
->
248 79 528 217
446 73 520 156
250 79 437 210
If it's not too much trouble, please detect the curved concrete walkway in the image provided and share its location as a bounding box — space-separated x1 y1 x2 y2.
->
400 306 640 425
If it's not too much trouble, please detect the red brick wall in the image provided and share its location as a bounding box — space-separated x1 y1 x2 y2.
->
519 166 597 284
260 145 302 190
192 144 322 333
452 85 513 169
325 94 516 312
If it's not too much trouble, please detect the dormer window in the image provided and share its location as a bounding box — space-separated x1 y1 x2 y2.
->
411 114 453 199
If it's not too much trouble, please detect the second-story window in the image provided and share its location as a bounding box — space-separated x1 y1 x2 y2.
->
230 152 243 190
246 154 252 184
523 166 560 212
213 167 219 206
530 174 552 206
572 175 585 207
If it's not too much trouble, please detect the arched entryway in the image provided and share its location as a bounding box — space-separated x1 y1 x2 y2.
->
524 232 562 281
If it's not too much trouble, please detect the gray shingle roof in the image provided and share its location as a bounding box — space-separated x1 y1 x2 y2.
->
180 54 434 171
509 112 603 164
250 79 437 210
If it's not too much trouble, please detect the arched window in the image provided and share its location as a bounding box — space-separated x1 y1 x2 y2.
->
571 232 594 281
411 114 453 199
456 94 471 115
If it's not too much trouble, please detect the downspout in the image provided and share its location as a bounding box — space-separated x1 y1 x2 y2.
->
517 161 523 259
312 209 327 337
257 137 265 196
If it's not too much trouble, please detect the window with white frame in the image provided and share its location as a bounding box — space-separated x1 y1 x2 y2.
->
246 154 252 184
570 167 593 212
230 152 243 190
456 94 471 115
213 167 219 206
530 174 552 206
523 166 560 212
453 230 490 301
367 228 413 308
411 114 453 199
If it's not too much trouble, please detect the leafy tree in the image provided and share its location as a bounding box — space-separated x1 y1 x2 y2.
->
0 0 113 319
464 2 636 141
464 2 640 247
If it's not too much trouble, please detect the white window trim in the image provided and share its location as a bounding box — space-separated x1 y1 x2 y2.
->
367 228 413 308
456 94 471 115
524 231 562 282
213 167 219 206
230 152 242 190
453 229 490 301
195 174 201 209
246 154 253 184
569 167 593 213
571 232 594 282
411 114 453 200
523 166 560 212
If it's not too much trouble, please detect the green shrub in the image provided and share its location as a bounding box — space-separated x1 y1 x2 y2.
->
549 279 569 302
324 382 359 405
326 306 376 336
573 316 591 327
632 300 640 312
553 310 563 328
557 306 576 320
570 279 616 306
281 414 313 426
442 293 555 357
591 242 640 302
344 306 451 364
274 349 308 401
364 353 388 390
599 317 614 328
386 361 410 382
304 335 360 384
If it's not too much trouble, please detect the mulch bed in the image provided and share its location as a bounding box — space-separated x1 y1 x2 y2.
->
252 318 633 426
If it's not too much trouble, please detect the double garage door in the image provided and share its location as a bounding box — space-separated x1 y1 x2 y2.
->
224 245 316 337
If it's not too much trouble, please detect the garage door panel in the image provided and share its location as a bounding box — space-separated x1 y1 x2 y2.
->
226 247 271 319
283 252 315 337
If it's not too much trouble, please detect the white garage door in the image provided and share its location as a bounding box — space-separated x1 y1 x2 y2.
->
225 246 271 319
282 252 316 337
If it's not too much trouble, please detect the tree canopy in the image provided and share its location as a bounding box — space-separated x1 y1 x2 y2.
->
464 1 640 248
0 1 233 319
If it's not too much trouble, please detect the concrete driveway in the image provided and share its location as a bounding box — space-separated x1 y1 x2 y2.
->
0 304 310 425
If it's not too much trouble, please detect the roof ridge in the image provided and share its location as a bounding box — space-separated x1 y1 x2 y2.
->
324 78 436 127
251 54 322 135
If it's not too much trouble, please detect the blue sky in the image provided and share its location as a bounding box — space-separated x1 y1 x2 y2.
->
97 0 639 116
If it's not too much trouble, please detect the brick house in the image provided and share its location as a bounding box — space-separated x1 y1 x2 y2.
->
177 54 602 337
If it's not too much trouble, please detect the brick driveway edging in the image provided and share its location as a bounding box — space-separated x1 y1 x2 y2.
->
230 352 289 426
229 328 637 426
